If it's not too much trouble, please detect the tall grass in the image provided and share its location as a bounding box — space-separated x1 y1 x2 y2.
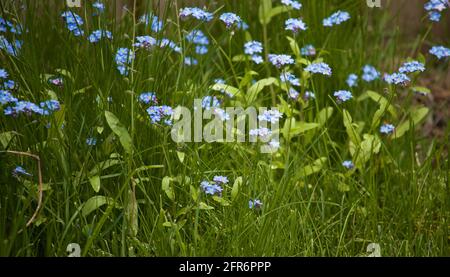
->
0 0 448 257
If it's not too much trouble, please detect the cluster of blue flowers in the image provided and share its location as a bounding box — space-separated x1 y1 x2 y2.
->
305 62 332 76
93 1 105 14
139 13 163 33
244 41 264 64
115 48 134 76
88 30 112 43
139 92 158 105
281 0 302 10
384 73 410 86
200 176 229 196
323 11 351 27
334 90 353 103
0 68 17 90
398 61 426 74
133 35 157 49
1 69 60 116
249 127 272 139
258 110 283 124
179 7 213 22
300 44 316 57
268 54 295 68
219 13 242 29
12 166 32 178
342 160 354 170
429 45 450 59
0 17 23 34
346 74 358 88
61 11 84 36
186 30 209 55
3 99 60 117
86 137 97 146
146 105 173 126
249 199 263 210
280 72 300 87
380 123 395 135
285 18 307 33
424 0 449 22
201 96 221 111
0 37 22 56
362 65 380 82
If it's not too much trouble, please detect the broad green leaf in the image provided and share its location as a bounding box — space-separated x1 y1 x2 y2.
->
247 77 277 103
210 83 240 97
82 196 113 217
213 196 231 206
338 182 350 192
268 6 293 21
258 0 273 25
162 176 175 201
297 157 328 178
287 36 301 58
89 175 101 193
0 131 16 149
283 118 319 139
393 107 429 139
231 177 242 201
412 86 431 95
343 109 361 146
232 54 247 62
89 158 121 176
190 185 198 202
55 68 74 81
316 107 334 127
198 202 214 210
105 111 133 154
176 151 185 163
365 90 397 117
354 134 381 168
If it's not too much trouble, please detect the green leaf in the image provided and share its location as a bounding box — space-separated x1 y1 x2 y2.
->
0 131 16 149
283 118 319 140
89 175 101 193
231 177 242 201
258 0 273 25
198 202 214 210
338 182 350 192
316 107 334 128
246 77 277 104
190 185 198 202
412 86 431 95
213 196 231 206
343 109 361 146
105 111 133 154
393 107 429 139
210 83 241 97
286 36 301 58
365 90 397 117
176 151 185 163
297 157 327 178
232 54 247 62
354 134 381 168
268 6 293 20
55 68 74 81
82 196 114 217
162 176 175 201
